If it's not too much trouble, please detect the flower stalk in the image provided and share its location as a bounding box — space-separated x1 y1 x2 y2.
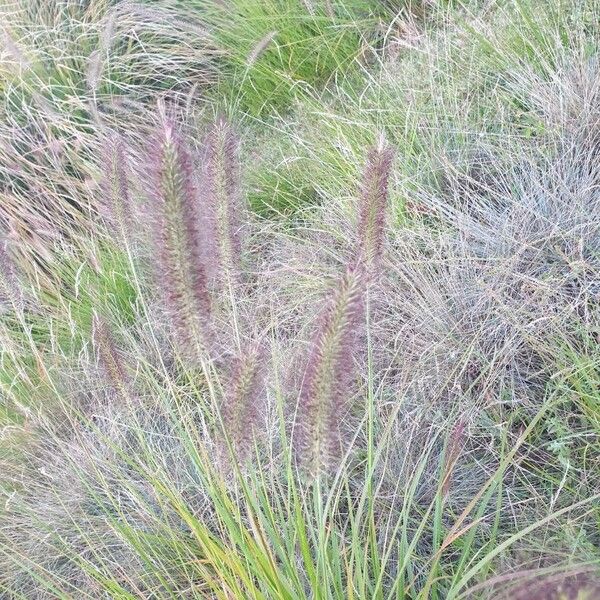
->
294 267 366 477
221 342 266 463
101 137 132 246
150 119 212 359
92 314 134 402
356 144 394 272
203 119 243 285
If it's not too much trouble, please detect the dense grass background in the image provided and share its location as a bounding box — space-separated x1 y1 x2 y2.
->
1 0 599 598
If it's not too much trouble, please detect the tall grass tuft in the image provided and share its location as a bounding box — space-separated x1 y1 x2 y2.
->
0 0 218 288
1 1 600 597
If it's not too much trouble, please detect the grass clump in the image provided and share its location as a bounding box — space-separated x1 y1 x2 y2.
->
199 0 388 116
0 0 218 286
0 1 599 599
1 104 599 596
247 0 599 217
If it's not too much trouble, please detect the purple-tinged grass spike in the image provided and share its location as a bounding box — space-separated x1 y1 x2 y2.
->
294 267 366 478
356 143 394 273
221 341 266 463
101 136 132 245
247 31 277 67
203 118 243 284
441 419 466 500
508 572 600 600
0 237 22 312
92 314 134 402
149 119 212 359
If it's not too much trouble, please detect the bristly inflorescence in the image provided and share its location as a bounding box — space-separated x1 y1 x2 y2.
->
221 341 266 463
0 237 21 312
505 572 600 600
294 267 366 477
355 143 394 272
441 418 466 500
92 314 135 403
101 136 132 245
291 143 395 477
149 118 213 359
202 118 244 286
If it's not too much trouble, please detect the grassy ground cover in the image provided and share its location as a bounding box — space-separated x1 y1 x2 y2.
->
0 0 599 598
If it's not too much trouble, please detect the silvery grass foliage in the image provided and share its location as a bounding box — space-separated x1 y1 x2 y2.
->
1 104 599 599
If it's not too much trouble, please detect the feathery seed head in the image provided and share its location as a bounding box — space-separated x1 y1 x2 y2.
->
101 136 132 245
441 418 466 499
356 144 394 272
0 236 22 312
294 266 366 477
247 30 278 67
505 573 600 600
149 118 213 359
92 314 134 402
221 341 267 463
202 118 244 286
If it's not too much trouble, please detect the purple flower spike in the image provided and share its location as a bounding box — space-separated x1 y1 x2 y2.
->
149 119 212 359
294 267 366 477
101 137 132 245
441 419 466 499
221 342 266 463
0 237 21 312
202 118 243 285
356 144 394 272
92 314 134 402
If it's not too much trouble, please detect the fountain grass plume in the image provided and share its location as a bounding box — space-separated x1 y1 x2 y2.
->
203 118 243 284
440 418 466 500
294 266 366 477
356 142 394 271
101 136 132 245
149 118 212 359
502 572 600 599
221 341 266 463
0 236 21 312
92 314 134 403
